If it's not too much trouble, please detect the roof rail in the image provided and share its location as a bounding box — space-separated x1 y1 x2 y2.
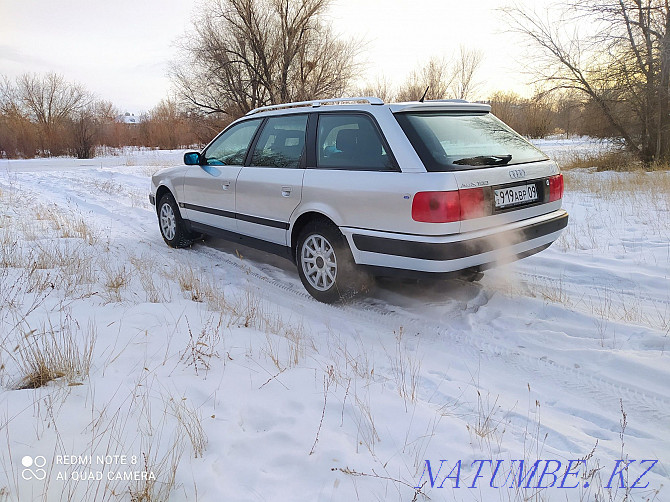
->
245 97 384 116
427 99 469 103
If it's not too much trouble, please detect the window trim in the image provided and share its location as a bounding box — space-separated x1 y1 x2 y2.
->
245 113 310 169
310 111 400 172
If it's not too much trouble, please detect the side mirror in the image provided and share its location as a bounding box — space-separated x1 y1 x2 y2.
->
184 151 201 165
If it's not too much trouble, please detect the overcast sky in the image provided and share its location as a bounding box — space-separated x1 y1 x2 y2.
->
0 0 538 114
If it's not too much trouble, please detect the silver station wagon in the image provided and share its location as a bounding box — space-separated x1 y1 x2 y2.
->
150 97 568 302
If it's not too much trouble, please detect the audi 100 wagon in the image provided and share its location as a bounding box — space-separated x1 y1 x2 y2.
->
150 97 568 303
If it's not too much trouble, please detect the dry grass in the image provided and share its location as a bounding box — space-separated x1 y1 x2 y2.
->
175 264 231 311
175 265 312 371
1 197 100 304
174 267 310 369
0 268 55 350
101 263 130 303
62 216 97 244
13 317 96 389
168 396 208 459
353 392 380 455
527 274 572 306
91 179 125 195
127 385 188 502
564 168 670 197
386 327 421 411
467 390 505 444
561 149 642 171
130 253 173 304
263 324 307 370
180 314 224 375
249 298 308 370
33 202 98 244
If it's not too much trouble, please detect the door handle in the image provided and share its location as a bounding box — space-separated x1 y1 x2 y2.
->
281 186 292 197
222 181 231 190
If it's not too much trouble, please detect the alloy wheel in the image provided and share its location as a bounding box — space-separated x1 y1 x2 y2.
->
300 234 337 291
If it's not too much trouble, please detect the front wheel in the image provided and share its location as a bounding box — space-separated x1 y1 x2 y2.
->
296 223 364 303
157 193 193 248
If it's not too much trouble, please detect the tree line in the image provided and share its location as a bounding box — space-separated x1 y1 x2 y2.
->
0 74 228 159
2 0 667 163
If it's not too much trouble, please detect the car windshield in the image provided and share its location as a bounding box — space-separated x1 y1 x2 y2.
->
395 112 548 171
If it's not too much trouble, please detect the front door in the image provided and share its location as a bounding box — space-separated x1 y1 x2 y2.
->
181 118 262 232
235 114 308 245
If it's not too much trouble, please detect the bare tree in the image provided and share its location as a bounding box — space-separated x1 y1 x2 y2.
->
504 0 670 163
396 57 455 101
170 0 360 117
353 75 396 103
395 49 483 102
18 73 91 130
489 89 556 138
450 46 484 100
0 75 37 158
0 76 20 116
70 100 117 159
15 73 92 155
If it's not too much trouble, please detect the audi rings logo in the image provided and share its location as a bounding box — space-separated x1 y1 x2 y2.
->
21 456 47 480
509 169 526 179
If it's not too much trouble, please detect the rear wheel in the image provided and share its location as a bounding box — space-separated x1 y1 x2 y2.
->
296 222 365 303
158 193 193 248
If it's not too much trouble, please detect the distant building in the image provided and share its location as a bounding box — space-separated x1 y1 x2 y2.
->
115 112 142 125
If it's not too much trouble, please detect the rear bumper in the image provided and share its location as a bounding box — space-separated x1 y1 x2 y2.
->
343 209 568 273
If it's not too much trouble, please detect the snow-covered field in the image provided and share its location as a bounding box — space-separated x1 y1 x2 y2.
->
0 142 668 501
533 136 618 166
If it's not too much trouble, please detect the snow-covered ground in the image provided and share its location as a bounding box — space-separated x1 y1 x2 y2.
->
0 142 668 501
534 136 618 166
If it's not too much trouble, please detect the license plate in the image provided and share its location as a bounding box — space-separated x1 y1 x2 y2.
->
494 183 538 208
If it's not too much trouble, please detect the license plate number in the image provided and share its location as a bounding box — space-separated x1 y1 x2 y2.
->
494 183 538 208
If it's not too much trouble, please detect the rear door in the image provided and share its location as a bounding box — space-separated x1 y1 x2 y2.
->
301 111 405 232
181 119 262 231
235 114 308 245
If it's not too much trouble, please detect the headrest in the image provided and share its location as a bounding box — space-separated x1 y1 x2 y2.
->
336 129 357 151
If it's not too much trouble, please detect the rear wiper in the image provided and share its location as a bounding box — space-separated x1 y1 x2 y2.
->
452 155 512 166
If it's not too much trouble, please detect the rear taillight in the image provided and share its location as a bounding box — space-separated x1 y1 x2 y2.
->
459 187 487 220
412 191 461 223
549 174 564 202
412 188 486 223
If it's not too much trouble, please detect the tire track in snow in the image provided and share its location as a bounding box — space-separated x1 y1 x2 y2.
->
192 242 670 426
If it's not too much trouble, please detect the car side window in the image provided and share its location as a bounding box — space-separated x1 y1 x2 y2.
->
317 114 393 170
250 115 308 168
203 119 262 166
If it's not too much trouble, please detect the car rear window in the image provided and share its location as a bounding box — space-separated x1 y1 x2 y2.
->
394 112 548 171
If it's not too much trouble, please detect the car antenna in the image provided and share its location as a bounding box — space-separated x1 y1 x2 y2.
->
419 86 429 103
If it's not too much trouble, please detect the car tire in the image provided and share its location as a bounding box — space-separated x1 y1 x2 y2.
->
157 192 194 248
295 222 365 303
